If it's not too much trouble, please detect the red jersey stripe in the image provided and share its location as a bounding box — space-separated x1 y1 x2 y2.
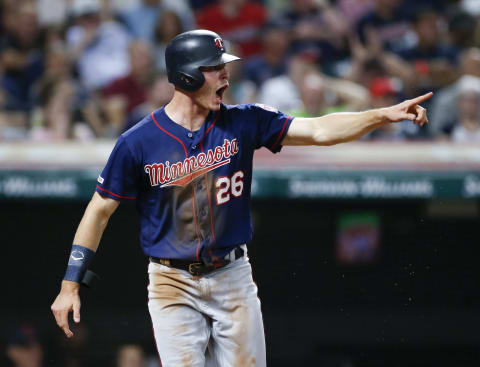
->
96 185 136 199
151 110 204 261
271 116 291 151
200 111 220 151
151 111 188 157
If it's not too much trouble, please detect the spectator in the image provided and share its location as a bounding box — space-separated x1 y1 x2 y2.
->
103 0 138 16
336 0 375 26
29 45 95 141
29 74 77 141
257 52 315 111
189 0 216 11
66 0 131 91
119 0 194 43
153 10 184 73
5 324 44 367
346 29 415 95
116 344 146 367
223 43 257 105
244 21 290 87
447 8 478 49
287 69 369 117
36 0 69 27
396 6 459 94
287 71 333 117
0 88 28 141
442 77 480 143
430 48 480 136
102 40 154 136
355 0 411 52
196 0 267 58
281 0 350 68
460 0 480 17
264 0 291 16
126 72 174 130
0 1 45 111
258 51 368 113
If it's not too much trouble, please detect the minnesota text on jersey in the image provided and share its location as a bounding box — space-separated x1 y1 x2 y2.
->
144 138 239 188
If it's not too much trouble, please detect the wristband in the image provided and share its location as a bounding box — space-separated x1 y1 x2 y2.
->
63 244 95 283
81 269 100 288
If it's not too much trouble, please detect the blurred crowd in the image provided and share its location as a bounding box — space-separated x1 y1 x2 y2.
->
3 322 161 367
0 0 480 143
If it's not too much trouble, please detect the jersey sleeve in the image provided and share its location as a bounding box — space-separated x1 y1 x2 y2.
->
95 136 139 201
251 103 293 153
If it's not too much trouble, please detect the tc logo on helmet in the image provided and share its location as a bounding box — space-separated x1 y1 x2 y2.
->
214 38 224 50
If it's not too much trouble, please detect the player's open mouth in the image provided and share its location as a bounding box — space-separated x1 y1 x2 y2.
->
215 85 228 101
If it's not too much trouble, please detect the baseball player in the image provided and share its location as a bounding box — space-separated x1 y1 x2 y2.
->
51 30 432 366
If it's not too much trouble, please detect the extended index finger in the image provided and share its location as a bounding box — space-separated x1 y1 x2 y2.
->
408 92 434 106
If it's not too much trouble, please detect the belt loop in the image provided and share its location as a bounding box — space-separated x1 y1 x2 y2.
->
240 243 247 258
228 248 235 262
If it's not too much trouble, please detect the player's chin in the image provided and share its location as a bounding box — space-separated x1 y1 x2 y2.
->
210 99 222 110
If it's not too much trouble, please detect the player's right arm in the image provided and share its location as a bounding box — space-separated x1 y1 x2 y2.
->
51 192 119 338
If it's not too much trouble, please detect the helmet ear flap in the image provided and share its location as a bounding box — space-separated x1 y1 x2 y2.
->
180 73 194 86
177 71 204 91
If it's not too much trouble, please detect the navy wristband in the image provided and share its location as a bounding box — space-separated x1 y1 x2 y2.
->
63 245 95 283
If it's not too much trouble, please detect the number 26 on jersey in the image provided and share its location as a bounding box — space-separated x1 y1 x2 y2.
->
215 171 244 205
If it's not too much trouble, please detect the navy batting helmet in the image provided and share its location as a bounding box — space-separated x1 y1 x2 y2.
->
165 30 241 91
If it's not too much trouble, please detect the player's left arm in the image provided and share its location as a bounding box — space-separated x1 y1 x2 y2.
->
282 92 433 146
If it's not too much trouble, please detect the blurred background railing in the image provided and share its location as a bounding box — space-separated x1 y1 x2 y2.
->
1 141 480 200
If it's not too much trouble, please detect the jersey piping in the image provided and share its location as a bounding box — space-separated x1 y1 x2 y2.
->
96 184 136 199
151 111 189 156
198 112 222 262
191 185 202 261
151 111 203 261
271 116 291 151
151 110 225 262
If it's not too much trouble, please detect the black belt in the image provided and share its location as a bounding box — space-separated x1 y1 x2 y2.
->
149 246 245 276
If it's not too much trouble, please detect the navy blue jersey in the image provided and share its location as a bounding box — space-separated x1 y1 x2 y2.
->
96 103 293 264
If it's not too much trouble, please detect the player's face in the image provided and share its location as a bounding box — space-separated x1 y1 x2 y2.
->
195 64 230 111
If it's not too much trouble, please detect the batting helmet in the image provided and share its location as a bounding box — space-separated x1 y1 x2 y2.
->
165 30 241 91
